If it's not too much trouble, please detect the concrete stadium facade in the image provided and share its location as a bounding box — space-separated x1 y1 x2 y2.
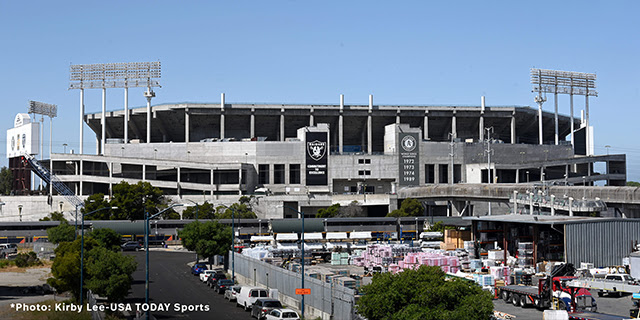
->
41 96 626 220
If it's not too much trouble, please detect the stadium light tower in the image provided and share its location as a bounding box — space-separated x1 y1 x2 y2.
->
530 68 597 152
69 62 161 154
28 101 57 195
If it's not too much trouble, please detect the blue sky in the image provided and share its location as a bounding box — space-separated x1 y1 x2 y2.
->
1 1 639 181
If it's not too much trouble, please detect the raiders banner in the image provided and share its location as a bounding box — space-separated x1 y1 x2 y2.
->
398 132 419 186
305 132 328 185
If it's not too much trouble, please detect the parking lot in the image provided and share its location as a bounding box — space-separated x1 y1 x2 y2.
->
125 251 250 320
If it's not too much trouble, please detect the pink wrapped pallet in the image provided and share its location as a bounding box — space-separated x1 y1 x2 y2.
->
448 257 459 267
449 266 460 273
441 266 450 273
398 261 405 269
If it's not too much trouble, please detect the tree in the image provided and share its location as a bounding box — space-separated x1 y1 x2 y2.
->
0 166 12 195
82 193 111 220
356 265 493 320
316 203 340 218
47 236 137 302
109 181 166 220
628 181 640 187
216 202 257 219
40 211 68 222
85 246 137 301
340 201 365 217
89 228 122 251
182 201 216 219
179 221 232 262
47 221 76 244
387 198 423 217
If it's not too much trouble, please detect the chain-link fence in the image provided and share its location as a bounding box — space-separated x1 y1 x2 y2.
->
233 252 357 319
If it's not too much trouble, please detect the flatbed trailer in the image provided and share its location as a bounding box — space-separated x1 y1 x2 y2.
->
568 278 640 296
499 284 544 308
568 312 631 320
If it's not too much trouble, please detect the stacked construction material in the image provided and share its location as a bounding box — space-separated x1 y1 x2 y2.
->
397 251 461 273
517 242 534 267
489 266 511 285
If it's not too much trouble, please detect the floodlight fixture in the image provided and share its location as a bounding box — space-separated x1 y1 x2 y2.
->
530 68 597 97
530 68 597 152
28 101 57 118
69 61 161 90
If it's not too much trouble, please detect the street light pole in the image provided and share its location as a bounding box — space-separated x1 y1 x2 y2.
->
220 204 236 282
80 206 116 306
145 204 184 320
185 199 200 220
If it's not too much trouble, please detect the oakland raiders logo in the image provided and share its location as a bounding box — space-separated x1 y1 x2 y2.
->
307 140 326 161
401 135 416 152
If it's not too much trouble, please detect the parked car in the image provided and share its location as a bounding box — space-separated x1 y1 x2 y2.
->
225 285 242 301
191 263 208 275
206 272 227 288
200 270 217 282
265 308 300 320
0 243 18 258
120 241 141 251
215 279 235 294
251 298 283 320
237 286 269 311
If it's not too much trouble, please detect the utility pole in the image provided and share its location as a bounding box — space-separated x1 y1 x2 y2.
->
484 127 494 215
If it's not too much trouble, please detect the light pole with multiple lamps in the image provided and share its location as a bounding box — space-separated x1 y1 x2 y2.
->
219 204 236 282
185 199 200 220
145 203 185 320
80 206 117 306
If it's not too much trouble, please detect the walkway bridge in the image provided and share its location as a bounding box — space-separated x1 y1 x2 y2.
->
398 184 640 216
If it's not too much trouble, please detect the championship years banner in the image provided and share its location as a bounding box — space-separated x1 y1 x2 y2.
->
305 132 328 185
398 132 419 186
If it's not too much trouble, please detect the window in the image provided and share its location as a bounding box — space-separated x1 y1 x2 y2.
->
289 164 300 184
358 170 371 176
425 164 435 184
358 159 371 164
439 164 448 183
274 164 285 184
258 164 269 184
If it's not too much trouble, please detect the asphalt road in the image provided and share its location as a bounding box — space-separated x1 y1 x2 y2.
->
124 251 250 320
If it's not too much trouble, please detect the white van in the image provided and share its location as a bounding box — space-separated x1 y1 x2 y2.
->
236 286 268 311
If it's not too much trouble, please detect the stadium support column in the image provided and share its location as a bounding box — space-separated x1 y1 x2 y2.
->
554 83 559 145
570 90 574 146
124 87 129 144
396 109 400 124
80 89 84 154
451 110 457 139
585 87 591 155
339 94 344 154
185 108 190 143
101 87 106 155
368 95 373 155
479 96 485 141
423 110 429 140
280 108 285 141
511 111 516 144
250 108 255 138
220 93 225 139
309 107 314 126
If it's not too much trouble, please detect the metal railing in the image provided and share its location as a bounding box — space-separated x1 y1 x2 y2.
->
22 153 84 208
